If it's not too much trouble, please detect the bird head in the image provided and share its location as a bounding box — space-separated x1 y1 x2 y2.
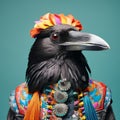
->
28 13 109 65
26 13 110 93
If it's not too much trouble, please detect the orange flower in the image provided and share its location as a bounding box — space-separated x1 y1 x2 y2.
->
30 13 83 38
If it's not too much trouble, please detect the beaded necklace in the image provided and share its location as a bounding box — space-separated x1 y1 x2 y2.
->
42 79 87 120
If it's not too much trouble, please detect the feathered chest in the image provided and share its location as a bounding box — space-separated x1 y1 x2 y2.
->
9 79 112 120
26 53 90 93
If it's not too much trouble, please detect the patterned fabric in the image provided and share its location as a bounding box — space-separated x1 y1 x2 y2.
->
9 83 32 115
9 90 19 113
104 87 112 109
9 80 112 119
86 80 107 111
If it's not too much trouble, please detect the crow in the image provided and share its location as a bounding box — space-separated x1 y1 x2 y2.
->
7 13 115 120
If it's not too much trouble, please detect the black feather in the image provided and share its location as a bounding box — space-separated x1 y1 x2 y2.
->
26 50 91 93
26 25 91 93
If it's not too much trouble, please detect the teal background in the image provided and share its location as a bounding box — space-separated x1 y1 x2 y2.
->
0 0 120 119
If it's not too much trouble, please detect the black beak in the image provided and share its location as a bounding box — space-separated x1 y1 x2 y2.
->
59 31 110 51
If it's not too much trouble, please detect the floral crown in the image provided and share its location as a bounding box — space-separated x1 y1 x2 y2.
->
30 13 83 38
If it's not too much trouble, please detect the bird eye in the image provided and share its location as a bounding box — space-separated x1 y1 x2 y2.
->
51 32 59 40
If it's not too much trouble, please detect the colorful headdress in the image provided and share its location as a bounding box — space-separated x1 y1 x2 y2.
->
30 13 83 38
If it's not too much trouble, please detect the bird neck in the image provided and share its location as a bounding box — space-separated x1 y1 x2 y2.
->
26 51 90 93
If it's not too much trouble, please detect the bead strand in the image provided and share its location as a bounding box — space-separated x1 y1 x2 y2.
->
78 92 86 120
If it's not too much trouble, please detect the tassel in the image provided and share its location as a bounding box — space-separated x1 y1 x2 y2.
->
83 95 98 120
24 92 41 120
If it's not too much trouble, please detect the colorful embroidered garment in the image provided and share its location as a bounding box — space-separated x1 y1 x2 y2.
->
9 79 112 120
